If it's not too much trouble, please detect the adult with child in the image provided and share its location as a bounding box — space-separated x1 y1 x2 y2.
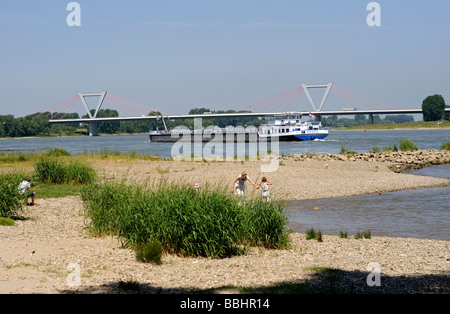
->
18 177 37 206
231 171 258 205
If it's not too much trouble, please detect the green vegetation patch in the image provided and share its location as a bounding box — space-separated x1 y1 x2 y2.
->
399 138 419 151
0 217 15 226
0 172 26 218
34 156 96 185
81 181 290 258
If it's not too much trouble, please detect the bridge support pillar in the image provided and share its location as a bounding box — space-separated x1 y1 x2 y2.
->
368 114 374 124
89 122 99 136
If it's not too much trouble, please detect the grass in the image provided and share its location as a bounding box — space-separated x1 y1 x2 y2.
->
0 172 26 218
399 138 419 151
134 240 163 264
34 156 96 185
342 120 450 130
339 146 356 157
354 230 371 239
33 182 84 199
372 144 398 152
81 180 291 258
305 228 323 242
0 217 15 226
441 141 450 151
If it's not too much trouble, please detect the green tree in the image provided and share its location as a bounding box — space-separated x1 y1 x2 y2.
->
422 94 446 121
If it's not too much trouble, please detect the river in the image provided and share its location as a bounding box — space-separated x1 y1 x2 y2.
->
1 129 449 240
1 129 449 157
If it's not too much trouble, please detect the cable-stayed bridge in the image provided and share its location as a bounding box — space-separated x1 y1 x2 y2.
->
30 83 446 136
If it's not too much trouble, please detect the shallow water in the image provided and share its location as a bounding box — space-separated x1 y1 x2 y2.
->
286 164 450 240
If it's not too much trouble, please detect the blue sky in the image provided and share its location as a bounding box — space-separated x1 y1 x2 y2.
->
1 0 449 117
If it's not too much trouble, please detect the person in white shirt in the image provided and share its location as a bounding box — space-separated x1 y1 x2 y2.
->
18 177 37 206
231 171 258 205
259 177 272 202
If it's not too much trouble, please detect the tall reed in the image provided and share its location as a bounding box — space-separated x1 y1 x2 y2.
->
81 180 291 258
0 172 25 217
34 156 96 185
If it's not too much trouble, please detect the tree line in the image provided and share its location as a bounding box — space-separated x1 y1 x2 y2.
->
0 108 266 137
321 114 415 128
1 94 447 137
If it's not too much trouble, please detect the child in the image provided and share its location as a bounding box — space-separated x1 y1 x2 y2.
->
259 177 272 202
18 177 37 206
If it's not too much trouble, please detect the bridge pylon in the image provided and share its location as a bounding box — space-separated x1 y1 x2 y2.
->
301 83 333 121
78 91 107 136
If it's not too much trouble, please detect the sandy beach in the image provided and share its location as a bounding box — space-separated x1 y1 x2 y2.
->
1 157 449 294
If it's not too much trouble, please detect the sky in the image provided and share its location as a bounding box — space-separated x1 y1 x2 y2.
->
1 0 449 117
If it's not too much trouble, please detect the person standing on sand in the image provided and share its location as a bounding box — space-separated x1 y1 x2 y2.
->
231 171 258 205
259 177 272 202
18 177 37 206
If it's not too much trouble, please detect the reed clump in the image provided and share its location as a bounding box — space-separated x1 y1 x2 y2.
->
34 156 96 185
399 138 419 151
306 228 323 242
441 141 450 151
134 240 163 264
354 230 371 239
81 181 290 258
0 172 26 218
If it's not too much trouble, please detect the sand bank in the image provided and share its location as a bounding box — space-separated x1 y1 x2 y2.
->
1 158 449 294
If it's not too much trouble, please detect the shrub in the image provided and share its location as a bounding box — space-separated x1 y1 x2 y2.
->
34 157 96 185
135 241 163 264
441 141 450 151
399 138 418 151
0 173 25 218
45 148 71 157
241 199 291 248
0 217 15 226
81 181 291 258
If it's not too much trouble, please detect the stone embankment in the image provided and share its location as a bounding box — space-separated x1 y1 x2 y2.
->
284 149 450 173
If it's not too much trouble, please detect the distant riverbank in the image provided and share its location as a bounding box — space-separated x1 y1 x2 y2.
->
337 120 450 131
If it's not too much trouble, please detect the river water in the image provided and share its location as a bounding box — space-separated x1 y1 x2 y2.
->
1 129 449 157
1 129 449 240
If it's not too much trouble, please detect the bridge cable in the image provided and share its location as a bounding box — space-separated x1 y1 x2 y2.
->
30 94 79 119
237 85 302 113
